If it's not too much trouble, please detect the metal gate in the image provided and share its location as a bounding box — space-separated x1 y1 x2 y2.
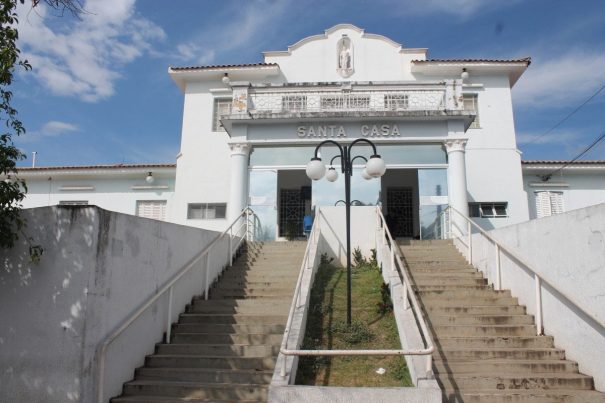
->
279 189 304 238
387 187 413 237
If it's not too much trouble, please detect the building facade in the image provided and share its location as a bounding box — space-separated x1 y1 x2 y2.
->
11 24 605 238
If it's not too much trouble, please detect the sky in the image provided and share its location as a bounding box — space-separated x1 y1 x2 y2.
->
11 0 605 167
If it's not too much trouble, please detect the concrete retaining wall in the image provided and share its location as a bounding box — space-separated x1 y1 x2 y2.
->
0 206 232 402
469 203 605 391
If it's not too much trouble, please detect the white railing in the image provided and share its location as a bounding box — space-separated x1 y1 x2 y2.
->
96 208 260 403
249 87 447 114
436 205 605 336
278 207 434 380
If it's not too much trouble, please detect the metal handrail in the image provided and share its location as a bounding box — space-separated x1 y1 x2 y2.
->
279 207 435 379
441 205 605 334
96 207 259 403
376 207 435 376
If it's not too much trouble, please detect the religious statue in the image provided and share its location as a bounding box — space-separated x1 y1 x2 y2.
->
336 34 354 78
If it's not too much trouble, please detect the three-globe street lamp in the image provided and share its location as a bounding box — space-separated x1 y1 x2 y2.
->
306 138 386 325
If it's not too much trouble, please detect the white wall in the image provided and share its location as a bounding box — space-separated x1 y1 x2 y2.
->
469 204 605 391
464 75 529 227
523 170 605 220
0 206 234 402
317 206 377 265
171 82 234 231
21 174 175 218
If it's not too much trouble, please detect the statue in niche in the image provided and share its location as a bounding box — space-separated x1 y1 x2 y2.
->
336 34 354 78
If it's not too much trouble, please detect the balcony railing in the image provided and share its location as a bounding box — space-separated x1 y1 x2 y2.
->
249 89 446 113
228 81 464 117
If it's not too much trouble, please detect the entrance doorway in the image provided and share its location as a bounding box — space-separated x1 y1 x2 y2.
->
277 170 311 239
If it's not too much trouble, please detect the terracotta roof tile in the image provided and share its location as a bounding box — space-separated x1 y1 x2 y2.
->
16 163 176 171
413 57 531 65
522 160 605 165
170 63 279 71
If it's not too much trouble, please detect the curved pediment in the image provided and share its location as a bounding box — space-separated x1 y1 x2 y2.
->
263 24 427 82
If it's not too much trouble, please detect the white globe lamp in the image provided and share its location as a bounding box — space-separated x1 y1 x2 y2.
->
326 167 338 182
306 157 326 181
361 169 372 180
365 154 386 178
145 172 154 184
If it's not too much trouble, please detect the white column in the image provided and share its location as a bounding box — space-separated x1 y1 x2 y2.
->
445 139 469 236
228 142 251 222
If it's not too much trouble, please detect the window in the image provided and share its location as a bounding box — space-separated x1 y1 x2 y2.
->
463 94 480 129
187 203 227 219
385 94 409 110
281 95 307 111
469 202 507 218
212 98 231 132
320 94 370 110
59 200 88 206
136 200 167 221
535 191 564 218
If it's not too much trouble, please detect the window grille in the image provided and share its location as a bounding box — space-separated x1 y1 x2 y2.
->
136 200 167 221
385 94 409 110
187 203 227 219
212 99 231 131
320 94 370 110
281 95 307 111
463 94 480 128
469 202 507 218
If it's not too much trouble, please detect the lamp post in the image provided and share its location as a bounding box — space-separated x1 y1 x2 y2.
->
306 138 386 325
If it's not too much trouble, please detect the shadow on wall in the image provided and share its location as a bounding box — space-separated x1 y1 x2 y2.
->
0 205 225 403
0 206 96 402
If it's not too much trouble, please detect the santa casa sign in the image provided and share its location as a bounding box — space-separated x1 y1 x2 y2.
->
297 124 401 138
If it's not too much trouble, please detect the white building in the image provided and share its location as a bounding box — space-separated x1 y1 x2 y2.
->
12 24 605 237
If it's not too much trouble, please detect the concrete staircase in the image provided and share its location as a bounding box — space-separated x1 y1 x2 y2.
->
111 241 306 403
399 239 605 403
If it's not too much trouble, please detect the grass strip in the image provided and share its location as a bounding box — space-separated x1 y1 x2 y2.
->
295 255 413 386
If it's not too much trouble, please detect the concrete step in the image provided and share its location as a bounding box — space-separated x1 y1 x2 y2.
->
398 239 453 246
425 305 526 315
170 333 283 345
187 300 291 314
145 355 276 370
210 289 294 299
436 347 565 361
433 359 579 374
212 280 296 289
401 251 465 258
441 372 595 391
186 304 290 315
171 323 285 334
135 367 273 384
437 335 554 349
420 296 519 306
456 389 605 403
122 380 268 400
178 313 286 325
412 271 484 279
408 263 474 269
413 277 487 286
433 324 537 336
155 344 280 357
429 314 535 326
210 284 294 298
417 289 510 298
415 285 490 291
409 268 479 275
